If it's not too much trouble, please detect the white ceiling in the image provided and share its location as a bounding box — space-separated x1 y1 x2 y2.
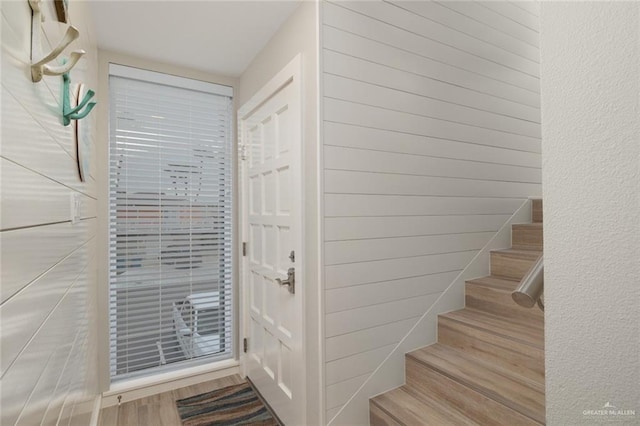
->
88 1 301 77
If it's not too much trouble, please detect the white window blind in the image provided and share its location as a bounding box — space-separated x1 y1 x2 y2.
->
108 65 234 380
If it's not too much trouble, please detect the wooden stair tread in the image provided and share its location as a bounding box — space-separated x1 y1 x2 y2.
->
465 275 544 326
491 248 542 259
407 344 545 423
490 249 542 280
442 308 544 346
466 275 520 291
371 386 478 425
514 222 543 229
438 317 545 384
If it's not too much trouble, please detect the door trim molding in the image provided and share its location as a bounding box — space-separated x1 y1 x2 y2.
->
238 56 301 122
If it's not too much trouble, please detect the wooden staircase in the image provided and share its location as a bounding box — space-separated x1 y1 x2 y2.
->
370 200 545 425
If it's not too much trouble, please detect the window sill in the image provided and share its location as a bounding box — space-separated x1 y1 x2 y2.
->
101 358 240 407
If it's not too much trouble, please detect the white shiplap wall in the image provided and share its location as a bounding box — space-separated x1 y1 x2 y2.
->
321 1 541 423
1 1 99 425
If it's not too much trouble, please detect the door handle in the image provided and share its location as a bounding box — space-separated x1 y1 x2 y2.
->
276 267 295 294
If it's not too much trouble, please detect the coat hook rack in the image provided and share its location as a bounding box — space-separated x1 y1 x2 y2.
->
29 0 85 82
62 69 96 126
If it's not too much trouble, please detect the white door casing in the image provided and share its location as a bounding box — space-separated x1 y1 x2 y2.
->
239 55 304 425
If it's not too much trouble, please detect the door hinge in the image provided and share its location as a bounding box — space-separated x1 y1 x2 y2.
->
242 242 247 256
243 338 248 353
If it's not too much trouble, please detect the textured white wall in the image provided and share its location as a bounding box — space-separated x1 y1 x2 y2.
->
540 2 640 424
0 1 100 424
238 3 322 424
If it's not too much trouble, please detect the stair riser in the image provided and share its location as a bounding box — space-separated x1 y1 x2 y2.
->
491 252 539 280
370 403 401 426
532 199 543 223
405 357 541 426
466 283 544 323
438 318 545 384
512 225 543 250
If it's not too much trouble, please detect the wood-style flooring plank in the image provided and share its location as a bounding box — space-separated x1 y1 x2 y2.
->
512 223 543 250
172 374 243 400
98 374 244 426
98 405 118 426
369 401 403 426
465 276 544 323
490 249 541 280
405 356 540 426
408 344 544 423
371 386 478 425
117 403 139 426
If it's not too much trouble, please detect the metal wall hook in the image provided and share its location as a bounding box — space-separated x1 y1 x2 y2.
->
62 71 96 126
29 0 85 82
66 97 96 122
42 49 85 77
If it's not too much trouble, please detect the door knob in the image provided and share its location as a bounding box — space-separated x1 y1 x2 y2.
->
276 267 295 294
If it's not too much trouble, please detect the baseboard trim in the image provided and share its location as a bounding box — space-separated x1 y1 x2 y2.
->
101 359 240 408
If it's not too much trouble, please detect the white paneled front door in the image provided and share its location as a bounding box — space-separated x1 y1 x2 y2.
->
239 56 303 425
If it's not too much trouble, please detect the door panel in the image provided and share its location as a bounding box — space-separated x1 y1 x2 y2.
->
240 57 303 425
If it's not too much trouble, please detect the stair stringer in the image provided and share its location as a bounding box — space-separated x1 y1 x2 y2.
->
327 199 533 426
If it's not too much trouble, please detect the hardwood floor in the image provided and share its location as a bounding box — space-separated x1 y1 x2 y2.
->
98 374 245 426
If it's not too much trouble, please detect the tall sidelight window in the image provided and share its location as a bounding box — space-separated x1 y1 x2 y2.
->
108 65 233 380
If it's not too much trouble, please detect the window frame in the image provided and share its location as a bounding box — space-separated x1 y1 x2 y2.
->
106 63 236 382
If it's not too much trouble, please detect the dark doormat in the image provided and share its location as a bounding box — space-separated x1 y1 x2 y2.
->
176 382 280 426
